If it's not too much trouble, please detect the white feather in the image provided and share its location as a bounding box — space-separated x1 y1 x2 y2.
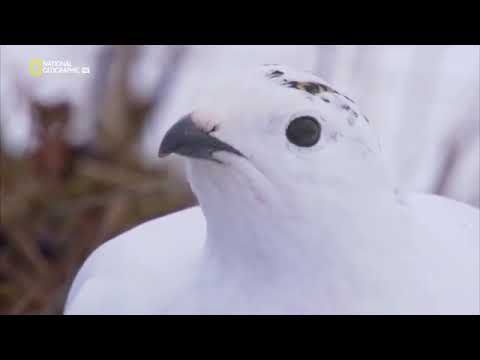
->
65 65 479 315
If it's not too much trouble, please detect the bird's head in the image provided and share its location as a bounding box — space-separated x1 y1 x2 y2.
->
159 65 392 221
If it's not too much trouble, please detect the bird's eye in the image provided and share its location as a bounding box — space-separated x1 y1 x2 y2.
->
286 116 321 147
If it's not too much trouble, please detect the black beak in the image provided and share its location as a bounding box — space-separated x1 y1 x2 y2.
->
158 114 244 163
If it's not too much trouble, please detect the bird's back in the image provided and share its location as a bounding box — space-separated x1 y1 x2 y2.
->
407 192 479 313
64 206 206 314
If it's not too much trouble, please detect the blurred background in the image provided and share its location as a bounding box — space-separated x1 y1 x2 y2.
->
0 45 479 314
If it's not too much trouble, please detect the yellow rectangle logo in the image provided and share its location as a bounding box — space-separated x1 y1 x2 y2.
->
29 59 43 77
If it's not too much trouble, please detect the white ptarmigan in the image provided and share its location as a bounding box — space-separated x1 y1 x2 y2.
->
65 65 479 315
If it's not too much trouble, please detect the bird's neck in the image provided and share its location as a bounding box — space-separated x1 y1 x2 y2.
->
201 183 416 293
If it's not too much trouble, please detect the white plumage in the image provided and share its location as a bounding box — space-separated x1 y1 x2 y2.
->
65 65 479 314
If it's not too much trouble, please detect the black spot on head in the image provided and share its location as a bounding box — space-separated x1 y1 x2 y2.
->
303 83 321 94
321 97 330 103
286 80 300 89
341 104 361 119
285 81 325 95
318 84 332 93
343 94 355 104
277 77 350 102
364 115 370 123
267 70 284 79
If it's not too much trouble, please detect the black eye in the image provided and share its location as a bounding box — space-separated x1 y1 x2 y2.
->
286 116 321 147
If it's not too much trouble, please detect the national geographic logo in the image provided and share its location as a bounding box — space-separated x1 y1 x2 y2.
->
29 59 43 77
28 59 90 77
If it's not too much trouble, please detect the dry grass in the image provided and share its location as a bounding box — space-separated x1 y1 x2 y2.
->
0 45 194 314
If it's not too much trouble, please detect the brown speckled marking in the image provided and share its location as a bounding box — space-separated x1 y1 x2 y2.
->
280 79 358 107
284 80 336 96
266 73 362 119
